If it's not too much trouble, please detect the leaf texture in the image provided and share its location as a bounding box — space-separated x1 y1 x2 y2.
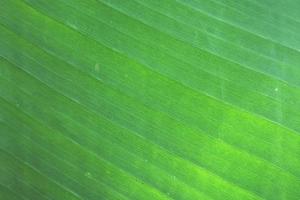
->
1 0 300 200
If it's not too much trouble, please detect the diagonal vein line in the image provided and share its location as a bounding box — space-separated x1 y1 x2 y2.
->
2 19 300 180
94 0 300 89
1 56 269 199
0 97 175 200
14 2 300 136
0 55 292 200
0 182 30 200
2 0 300 199
50 109 231 200
210 0 300 29
0 149 83 200
1 118 215 200
132 0 300 90
0 115 178 200
0 160 53 200
2 0 300 195
0 121 131 200
0 124 127 200
2 13 300 180
21 0 300 91
173 0 300 52
209 0 300 34
0 87 260 200
61 0 287 105
12 175 53 200
3 26 300 176
51 1 300 130
248 0 300 23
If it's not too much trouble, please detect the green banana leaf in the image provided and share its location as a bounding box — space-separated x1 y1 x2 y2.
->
1 0 300 199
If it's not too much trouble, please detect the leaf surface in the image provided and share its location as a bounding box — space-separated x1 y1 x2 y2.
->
1 0 300 200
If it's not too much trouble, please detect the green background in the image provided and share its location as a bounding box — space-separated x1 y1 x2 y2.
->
1 0 300 199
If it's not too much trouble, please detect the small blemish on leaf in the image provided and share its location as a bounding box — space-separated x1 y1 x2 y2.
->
84 172 92 178
94 63 100 72
66 21 78 30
